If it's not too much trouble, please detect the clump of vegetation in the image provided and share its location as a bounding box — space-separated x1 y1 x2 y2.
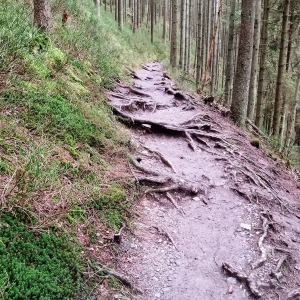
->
0 0 170 297
89 184 128 230
0 211 82 300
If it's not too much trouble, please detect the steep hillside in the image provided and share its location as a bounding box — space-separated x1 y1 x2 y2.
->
0 1 169 298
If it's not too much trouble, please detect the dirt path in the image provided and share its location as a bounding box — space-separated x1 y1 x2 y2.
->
108 62 300 300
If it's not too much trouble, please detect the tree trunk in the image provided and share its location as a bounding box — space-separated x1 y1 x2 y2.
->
118 0 122 30
231 0 255 127
272 0 290 136
247 0 261 121
170 0 178 67
285 71 300 152
255 0 269 127
162 0 167 40
95 0 100 18
196 0 203 86
33 0 51 31
151 0 155 43
179 0 186 68
197 0 223 94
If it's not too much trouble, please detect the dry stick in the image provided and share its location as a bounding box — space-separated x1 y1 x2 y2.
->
0 169 17 207
151 101 157 113
222 263 262 298
185 131 197 151
252 213 270 269
166 192 186 216
127 161 139 184
93 263 141 294
246 118 267 138
155 226 180 252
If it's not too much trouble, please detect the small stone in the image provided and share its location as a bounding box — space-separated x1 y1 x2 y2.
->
295 264 300 271
193 197 200 201
154 293 161 298
240 223 251 231
227 277 237 285
162 287 171 293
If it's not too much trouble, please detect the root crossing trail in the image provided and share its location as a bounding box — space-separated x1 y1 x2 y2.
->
108 62 300 300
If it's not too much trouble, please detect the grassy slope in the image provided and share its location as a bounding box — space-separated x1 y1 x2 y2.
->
0 0 170 298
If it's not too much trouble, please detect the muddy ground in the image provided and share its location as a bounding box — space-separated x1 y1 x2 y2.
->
108 62 300 300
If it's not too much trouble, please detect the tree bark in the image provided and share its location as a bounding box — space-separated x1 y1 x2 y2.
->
197 0 223 94
272 0 290 136
247 0 261 121
231 0 255 127
118 0 122 30
179 0 186 68
255 0 269 127
196 0 203 86
33 0 51 31
170 0 178 67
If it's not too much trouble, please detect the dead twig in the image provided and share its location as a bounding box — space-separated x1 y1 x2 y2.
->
154 226 180 251
128 161 139 184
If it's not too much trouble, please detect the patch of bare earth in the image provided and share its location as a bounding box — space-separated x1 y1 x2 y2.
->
108 62 300 300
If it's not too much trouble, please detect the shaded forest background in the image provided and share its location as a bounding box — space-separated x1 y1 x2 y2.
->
103 0 300 163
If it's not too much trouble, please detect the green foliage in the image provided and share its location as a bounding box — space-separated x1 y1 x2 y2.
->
0 211 82 300
0 2 50 72
2 91 99 146
88 184 127 230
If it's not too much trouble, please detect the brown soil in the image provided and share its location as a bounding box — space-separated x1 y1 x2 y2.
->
108 62 300 300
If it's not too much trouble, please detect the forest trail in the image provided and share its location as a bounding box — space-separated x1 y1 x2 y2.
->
108 62 300 300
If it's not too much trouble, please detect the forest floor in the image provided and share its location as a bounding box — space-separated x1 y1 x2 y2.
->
108 62 300 300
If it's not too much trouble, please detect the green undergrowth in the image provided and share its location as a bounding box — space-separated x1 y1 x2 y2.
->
0 210 82 300
0 0 169 297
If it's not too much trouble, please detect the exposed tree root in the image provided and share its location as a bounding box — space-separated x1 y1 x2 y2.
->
185 132 197 151
252 213 271 269
131 157 162 177
166 192 185 216
222 263 262 298
287 288 300 299
142 145 177 174
136 176 169 184
146 182 200 195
